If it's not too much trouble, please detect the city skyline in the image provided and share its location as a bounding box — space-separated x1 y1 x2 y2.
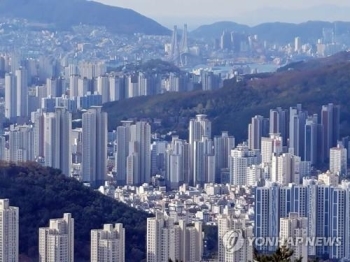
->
97 0 350 28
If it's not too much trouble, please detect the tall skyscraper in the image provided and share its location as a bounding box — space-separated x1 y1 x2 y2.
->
329 142 347 176
8 124 34 163
39 213 74 262
269 107 289 146
248 115 269 151
214 131 235 182
170 25 180 65
82 106 107 187
229 143 261 186
218 213 253 262
280 213 308 262
0 199 19 262
271 153 301 185
165 136 190 189
97 76 110 103
32 109 45 159
289 104 307 159
189 115 211 185
321 103 340 160
115 121 133 185
5 73 17 120
43 107 71 176
126 121 151 185
304 114 319 165
193 136 215 185
147 212 203 262
91 223 125 262
15 67 28 119
261 134 283 164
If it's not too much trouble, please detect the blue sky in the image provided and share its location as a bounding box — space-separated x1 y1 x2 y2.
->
96 0 350 29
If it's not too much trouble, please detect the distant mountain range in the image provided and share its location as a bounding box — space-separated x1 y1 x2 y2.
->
0 0 170 35
191 21 350 44
103 51 350 143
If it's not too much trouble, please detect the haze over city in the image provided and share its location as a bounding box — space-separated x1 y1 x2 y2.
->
98 0 350 28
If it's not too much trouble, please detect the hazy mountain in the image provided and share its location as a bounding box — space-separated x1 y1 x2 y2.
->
0 0 170 35
191 20 350 44
103 52 350 142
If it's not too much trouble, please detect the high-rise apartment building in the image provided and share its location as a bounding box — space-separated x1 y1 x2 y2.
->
39 213 74 262
255 179 350 258
43 107 71 176
329 142 347 176
193 136 215 185
115 121 133 185
248 115 269 150
5 73 17 120
0 199 19 262
214 131 235 181
15 67 28 119
261 134 283 164
218 213 253 262
321 103 340 160
271 153 301 185
280 213 308 262
8 124 34 163
125 121 151 185
147 212 203 262
229 143 261 186
91 223 125 262
289 104 307 159
82 106 107 187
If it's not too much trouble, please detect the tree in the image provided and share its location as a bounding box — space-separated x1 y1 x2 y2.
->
253 245 303 262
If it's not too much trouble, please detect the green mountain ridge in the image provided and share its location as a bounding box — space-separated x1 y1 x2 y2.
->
0 162 150 262
103 51 350 142
0 0 170 35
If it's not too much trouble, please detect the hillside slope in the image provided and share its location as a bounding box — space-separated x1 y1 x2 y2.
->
103 52 350 142
0 0 170 35
0 163 150 262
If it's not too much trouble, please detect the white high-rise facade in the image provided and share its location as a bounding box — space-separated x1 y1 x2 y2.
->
15 67 28 118
271 153 301 185
5 73 17 120
97 76 110 103
214 131 235 180
229 143 261 186
122 121 151 185
43 107 71 176
189 114 211 185
39 213 74 262
218 213 253 262
193 136 215 185
0 199 19 262
115 121 133 185
82 106 107 187
91 223 125 262
8 125 34 163
261 134 283 164
280 213 308 262
147 212 203 262
330 143 347 176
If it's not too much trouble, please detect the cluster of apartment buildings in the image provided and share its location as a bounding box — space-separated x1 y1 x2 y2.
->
0 199 125 262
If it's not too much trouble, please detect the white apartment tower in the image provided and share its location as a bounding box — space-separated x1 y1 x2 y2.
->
214 131 235 179
330 142 347 176
82 106 107 187
126 121 151 185
189 114 211 185
147 212 203 262
218 213 253 262
115 121 133 185
280 213 308 262
5 73 17 120
261 134 283 164
8 125 34 163
39 213 74 262
43 107 71 176
0 199 19 262
91 223 125 262
15 67 28 118
229 143 261 186
271 153 301 185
